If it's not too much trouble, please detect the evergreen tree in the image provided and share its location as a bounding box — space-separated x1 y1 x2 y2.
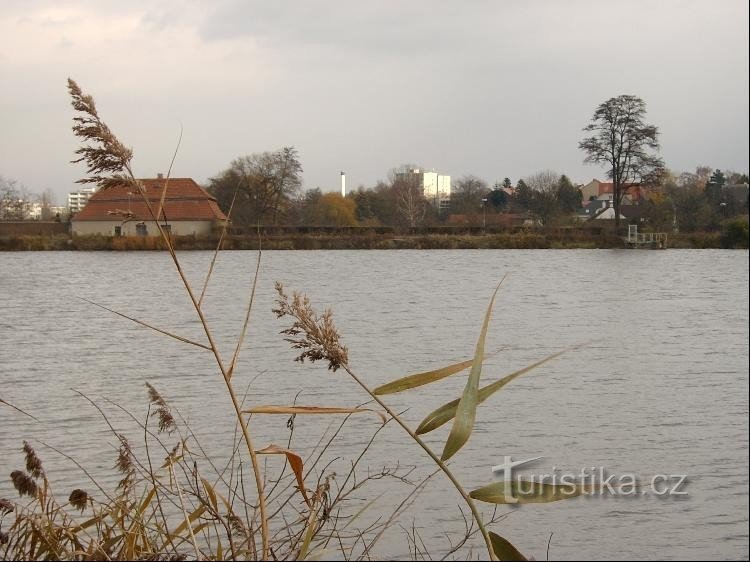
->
514 179 533 211
556 175 582 212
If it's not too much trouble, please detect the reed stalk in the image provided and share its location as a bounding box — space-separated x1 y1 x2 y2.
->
66 79 271 558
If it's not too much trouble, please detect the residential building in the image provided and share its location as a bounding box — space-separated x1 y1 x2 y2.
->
68 186 98 214
575 199 627 221
29 204 69 220
50 206 69 220
28 202 43 220
71 178 227 236
580 179 644 204
396 169 451 209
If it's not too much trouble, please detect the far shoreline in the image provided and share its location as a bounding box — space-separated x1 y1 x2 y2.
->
0 229 746 251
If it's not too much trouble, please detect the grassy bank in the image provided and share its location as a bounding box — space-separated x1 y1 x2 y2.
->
1 228 747 251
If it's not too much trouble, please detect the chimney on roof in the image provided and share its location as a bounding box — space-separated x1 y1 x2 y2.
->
157 173 164 179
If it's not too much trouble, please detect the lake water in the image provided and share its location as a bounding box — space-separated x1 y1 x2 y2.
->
1 249 748 560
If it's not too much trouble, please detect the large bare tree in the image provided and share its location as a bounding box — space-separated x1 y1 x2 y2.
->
389 164 427 228
208 147 302 226
0 176 31 220
451 175 489 216
579 95 664 231
523 170 561 226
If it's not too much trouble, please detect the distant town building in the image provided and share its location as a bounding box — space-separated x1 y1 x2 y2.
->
71 178 227 236
20 204 68 220
27 202 43 220
50 206 69 219
580 179 644 204
397 169 451 209
68 186 98 214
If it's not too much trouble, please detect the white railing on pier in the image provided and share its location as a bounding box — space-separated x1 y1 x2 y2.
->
626 225 668 248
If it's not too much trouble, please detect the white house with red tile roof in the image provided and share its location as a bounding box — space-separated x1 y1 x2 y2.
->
71 178 227 236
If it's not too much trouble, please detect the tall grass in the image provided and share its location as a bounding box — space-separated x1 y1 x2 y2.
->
0 80 584 560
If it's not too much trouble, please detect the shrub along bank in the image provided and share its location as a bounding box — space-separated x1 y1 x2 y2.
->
1 225 747 251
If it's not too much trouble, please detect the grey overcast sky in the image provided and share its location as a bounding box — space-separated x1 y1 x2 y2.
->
1 0 748 202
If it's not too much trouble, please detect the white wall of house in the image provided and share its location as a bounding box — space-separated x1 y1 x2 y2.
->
72 219 220 236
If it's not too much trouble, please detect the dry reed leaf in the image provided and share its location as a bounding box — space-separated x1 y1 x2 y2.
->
200 478 218 512
79 298 212 351
255 444 311 507
245 405 386 425
170 505 207 538
373 352 498 395
374 359 474 396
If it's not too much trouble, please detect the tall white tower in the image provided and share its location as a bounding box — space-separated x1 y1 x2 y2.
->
340 171 346 197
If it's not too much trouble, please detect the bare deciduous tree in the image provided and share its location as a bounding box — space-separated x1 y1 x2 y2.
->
394 181 427 228
208 147 302 226
37 188 57 220
389 164 427 228
0 176 31 220
523 170 561 225
579 95 664 231
452 175 489 216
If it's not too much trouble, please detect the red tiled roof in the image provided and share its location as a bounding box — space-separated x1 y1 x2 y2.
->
73 178 227 222
595 181 643 200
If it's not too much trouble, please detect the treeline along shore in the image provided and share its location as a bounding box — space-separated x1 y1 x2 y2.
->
0 222 747 250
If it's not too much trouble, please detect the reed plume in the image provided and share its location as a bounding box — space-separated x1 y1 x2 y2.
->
115 433 135 492
273 282 348 371
145 382 176 434
10 471 37 497
0 498 13 515
67 78 133 189
68 489 88 512
22 441 44 480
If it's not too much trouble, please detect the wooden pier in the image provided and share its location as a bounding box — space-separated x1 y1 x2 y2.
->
625 225 668 249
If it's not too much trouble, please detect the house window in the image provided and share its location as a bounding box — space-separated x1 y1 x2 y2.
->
114 226 122 236
161 224 171 234
136 223 148 236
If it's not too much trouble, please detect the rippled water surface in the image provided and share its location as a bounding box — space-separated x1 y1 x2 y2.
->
1 249 748 560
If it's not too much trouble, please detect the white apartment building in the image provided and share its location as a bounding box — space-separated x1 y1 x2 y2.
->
27 204 69 220
68 186 98 214
397 169 451 209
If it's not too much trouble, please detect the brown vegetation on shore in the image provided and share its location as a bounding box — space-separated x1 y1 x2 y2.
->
2 225 746 251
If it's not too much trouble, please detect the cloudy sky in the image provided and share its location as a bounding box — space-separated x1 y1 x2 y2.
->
1 0 748 202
